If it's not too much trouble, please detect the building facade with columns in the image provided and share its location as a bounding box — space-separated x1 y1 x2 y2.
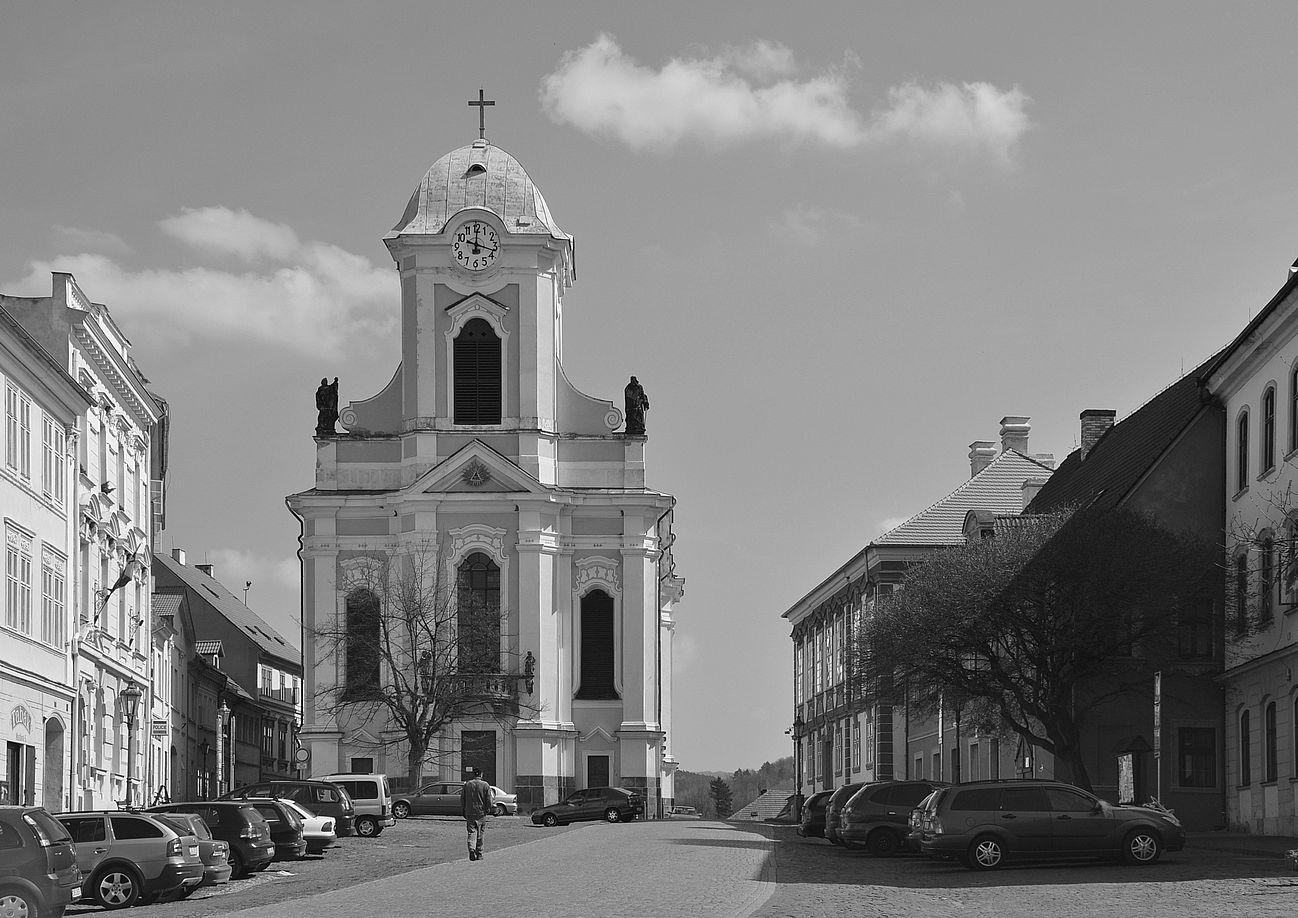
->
287 135 684 814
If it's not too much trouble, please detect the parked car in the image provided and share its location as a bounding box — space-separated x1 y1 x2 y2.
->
669 805 699 818
320 774 395 837
839 780 948 856
916 779 1186 870
149 813 231 889
797 791 833 839
392 782 517 818
277 799 338 854
530 787 644 826
239 799 307 861
55 810 204 909
220 780 355 837
147 802 274 880
0 806 81 918
823 783 867 846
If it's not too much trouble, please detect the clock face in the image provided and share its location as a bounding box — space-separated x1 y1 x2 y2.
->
450 220 501 271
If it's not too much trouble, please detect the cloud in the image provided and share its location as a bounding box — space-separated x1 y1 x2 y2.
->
768 206 865 247
541 35 1030 163
11 207 395 359
877 515 910 535
204 548 300 593
52 225 132 257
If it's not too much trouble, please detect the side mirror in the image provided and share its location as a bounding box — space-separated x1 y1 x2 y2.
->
1091 803 1103 815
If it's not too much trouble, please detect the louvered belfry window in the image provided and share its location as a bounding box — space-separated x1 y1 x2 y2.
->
454 318 502 424
576 589 618 699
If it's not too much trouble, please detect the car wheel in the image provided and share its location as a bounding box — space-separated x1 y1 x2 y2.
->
0 887 39 918
604 807 622 823
867 828 901 857
1122 829 1163 865
542 813 558 827
355 816 379 837
91 865 142 909
493 803 507 817
968 835 1005 870
229 851 247 880
392 801 411 819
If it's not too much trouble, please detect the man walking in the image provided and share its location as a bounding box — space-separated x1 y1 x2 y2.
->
461 767 493 860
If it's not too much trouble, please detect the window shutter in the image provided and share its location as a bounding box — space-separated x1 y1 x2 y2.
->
454 319 501 424
577 590 617 699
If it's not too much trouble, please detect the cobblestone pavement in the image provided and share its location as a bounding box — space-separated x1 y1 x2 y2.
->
748 825 1298 918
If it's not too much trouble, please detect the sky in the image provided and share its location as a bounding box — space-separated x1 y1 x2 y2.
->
4 2 1298 773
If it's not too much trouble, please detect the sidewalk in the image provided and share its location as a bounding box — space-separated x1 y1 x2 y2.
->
1187 830 1298 861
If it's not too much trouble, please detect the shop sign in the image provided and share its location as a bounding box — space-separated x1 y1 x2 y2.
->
151 719 169 737
10 704 31 734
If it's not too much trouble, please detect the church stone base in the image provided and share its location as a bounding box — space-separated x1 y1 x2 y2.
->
515 774 576 813
619 776 661 818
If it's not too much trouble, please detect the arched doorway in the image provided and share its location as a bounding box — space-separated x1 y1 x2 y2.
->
43 717 64 811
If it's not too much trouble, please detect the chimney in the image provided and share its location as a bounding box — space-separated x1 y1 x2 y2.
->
1000 416 1030 455
969 440 996 477
172 548 186 565
195 563 214 577
1022 477 1048 510
1080 409 1116 460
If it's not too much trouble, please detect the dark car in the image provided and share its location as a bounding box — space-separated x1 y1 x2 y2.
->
150 813 231 889
147 802 274 880
240 799 307 861
56 811 204 908
0 806 81 918
220 780 355 837
823 783 866 846
839 780 947 856
916 779 1187 870
797 791 833 839
530 787 644 826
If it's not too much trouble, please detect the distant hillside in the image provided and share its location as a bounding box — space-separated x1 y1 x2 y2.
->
674 757 795 818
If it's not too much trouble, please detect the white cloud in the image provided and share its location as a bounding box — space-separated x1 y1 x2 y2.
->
52 225 132 256
12 207 395 359
159 206 300 261
541 35 1031 164
877 515 910 535
768 206 865 247
205 548 300 593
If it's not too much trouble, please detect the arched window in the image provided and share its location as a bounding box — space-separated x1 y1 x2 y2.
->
1236 410 1249 492
453 318 501 425
1259 533 1275 624
1262 387 1277 474
1264 701 1278 782
456 553 500 673
1240 709 1251 786
1291 364 1298 454
1293 696 1298 778
1234 552 1249 634
343 590 381 700
576 589 617 699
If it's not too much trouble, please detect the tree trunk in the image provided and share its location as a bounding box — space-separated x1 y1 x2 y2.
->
406 736 427 792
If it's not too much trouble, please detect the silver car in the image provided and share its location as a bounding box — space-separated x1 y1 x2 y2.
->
56 811 205 908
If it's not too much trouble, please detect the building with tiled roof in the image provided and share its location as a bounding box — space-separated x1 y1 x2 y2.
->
730 788 794 822
782 419 1055 815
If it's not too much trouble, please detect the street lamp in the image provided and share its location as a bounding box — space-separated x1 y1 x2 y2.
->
119 681 143 808
217 701 231 795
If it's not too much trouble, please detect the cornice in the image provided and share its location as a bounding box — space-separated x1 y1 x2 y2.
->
73 324 158 431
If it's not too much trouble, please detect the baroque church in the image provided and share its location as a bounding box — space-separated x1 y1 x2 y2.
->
286 115 684 814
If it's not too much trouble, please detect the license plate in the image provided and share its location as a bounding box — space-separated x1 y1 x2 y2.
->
72 887 81 899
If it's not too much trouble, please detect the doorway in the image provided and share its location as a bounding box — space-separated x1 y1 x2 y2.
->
586 754 610 788
461 731 496 786
43 720 64 810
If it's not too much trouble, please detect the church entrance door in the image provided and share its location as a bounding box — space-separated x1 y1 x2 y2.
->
461 731 496 786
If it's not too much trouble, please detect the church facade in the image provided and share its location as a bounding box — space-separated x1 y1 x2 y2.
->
287 136 683 815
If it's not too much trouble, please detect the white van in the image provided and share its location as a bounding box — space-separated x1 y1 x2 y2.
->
321 773 396 837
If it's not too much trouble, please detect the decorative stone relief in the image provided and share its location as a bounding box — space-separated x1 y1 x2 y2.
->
447 523 508 566
461 459 491 488
574 555 620 594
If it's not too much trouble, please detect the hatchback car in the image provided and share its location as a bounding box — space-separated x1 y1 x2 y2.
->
392 782 517 818
277 799 337 855
531 787 644 826
797 791 833 839
916 779 1186 870
239 799 307 861
221 780 355 837
0 806 81 918
839 780 947 856
147 802 274 880
150 813 231 890
55 811 204 908
823 782 866 846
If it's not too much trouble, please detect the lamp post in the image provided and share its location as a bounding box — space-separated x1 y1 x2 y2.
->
217 701 231 795
790 714 804 822
119 681 143 808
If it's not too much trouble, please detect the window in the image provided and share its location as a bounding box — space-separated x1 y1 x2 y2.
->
110 816 162 839
1178 727 1216 787
1177 603 1213 659
576 589 616 699
1291 363 1298 453
453 317 501 424
1264 701 1278 783
932 752 941 781
1235 552 1249 634
1044 786 1096 812
342 589 380 700
456 553 500 674
1293 697 1298 778
41 416 65 506
1237 410 1249 492
1259 534 1275 624
914 755 923 779
850 717 859 772
5 527 32 635
969 742 980 781
1239 709 1251 786
1000 786 1049 811
834 721 843 775
5 385 31 478
794 642 803 708
1262 386 1277 473
40 550 66 648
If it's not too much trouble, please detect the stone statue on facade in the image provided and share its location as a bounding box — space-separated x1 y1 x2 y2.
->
315 377 339 437
624 376 649 436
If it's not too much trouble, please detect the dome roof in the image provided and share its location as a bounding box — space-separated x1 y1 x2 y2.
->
390 140 567 239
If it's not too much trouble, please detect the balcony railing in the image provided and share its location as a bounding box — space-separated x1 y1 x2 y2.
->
446 672 518 701
258 686 299 705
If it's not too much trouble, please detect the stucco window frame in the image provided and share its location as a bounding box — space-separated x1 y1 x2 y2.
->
572 556 623 700
336 555 389 701
1260 383 1278 479
444 295 511 426
446 524 511 671
1234 407 1250 498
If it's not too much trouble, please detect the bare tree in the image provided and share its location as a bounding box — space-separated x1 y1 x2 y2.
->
310 538 538 789
852 507 1220 792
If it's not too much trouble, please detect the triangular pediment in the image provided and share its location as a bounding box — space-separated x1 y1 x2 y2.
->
408 440 549 496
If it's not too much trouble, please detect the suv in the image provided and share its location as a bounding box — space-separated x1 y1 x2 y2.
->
823 783 866 846
56 811 204 908
531 787 644 826
147 802 274 879
840 780 947 856
221 780 355 837
797 791 833 839
916 779 1187 870
0 806 81 918
320 774 395 837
